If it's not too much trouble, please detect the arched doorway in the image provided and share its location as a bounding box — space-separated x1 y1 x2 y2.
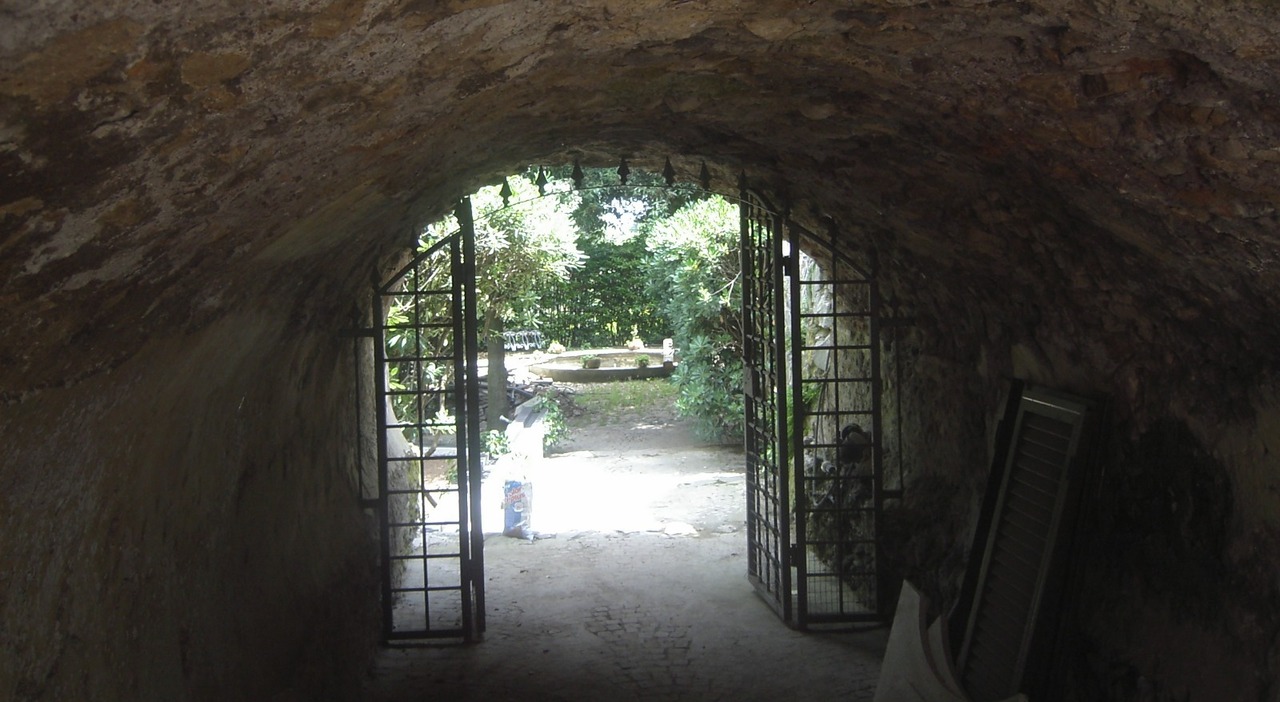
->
361 164 894 641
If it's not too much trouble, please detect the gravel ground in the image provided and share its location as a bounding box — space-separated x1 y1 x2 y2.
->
366 380 887 701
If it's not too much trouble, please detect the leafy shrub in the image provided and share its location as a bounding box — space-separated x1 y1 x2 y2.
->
646 197 743 443
534 168 689 347
530 394 570 451
672 335 744 442
483 429 511 462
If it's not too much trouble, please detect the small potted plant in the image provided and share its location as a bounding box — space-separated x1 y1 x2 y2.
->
635 355 651 368
581 354 601 369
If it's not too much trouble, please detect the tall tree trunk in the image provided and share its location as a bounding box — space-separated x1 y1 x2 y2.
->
485 305 509 430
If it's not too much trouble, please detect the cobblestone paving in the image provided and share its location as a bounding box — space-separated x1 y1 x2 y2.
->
366 530 886 701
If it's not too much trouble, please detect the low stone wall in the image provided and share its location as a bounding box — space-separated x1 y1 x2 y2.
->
531 349 674 383
530 363 674 383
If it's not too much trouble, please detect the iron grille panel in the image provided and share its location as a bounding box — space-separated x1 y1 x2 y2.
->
787 218 886 626
740 184 888 629
375 199 484 643
741 187 792 621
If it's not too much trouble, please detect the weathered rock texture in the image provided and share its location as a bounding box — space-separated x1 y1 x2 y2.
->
3 1 1279 700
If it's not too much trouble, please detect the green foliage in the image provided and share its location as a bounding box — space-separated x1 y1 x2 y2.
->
483 429 511 462
383 286 455 443
545 164 704 235
803 381 822 410
384 169 741 446
672 336 744 442
636 355 650 368
646 197 743 443
530 394 570 451
415 173 584 427
581 354 600 368
534 166 706 348
449 174 585 333
539 230 668 348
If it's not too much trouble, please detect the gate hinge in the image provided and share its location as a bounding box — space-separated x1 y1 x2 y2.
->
789 543 803 564
781 255 793 276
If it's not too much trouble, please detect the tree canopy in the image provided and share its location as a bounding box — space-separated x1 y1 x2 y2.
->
645 197 743 442
394 167 743 440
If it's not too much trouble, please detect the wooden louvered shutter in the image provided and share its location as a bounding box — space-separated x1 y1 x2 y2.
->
957 386 1093 701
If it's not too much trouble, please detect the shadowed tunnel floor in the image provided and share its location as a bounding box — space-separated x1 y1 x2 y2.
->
364 381 888 701
364 529 887 702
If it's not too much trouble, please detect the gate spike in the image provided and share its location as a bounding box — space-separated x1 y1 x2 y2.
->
617 157 630 185
499 177 513 206
663 158 677 187
535 167 548 196
699 161 712 190
571 159 584 189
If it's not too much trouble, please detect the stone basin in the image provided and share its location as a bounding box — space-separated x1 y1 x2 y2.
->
530 349 675 383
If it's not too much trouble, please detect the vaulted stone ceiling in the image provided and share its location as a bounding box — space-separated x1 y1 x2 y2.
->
4 0 1278 406
4 2 1280 700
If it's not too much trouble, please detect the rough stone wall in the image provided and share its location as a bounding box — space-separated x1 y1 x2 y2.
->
877 326 993 613
0 312 378 701
876 258 1280 700
793 241 991 622
786 229 993 615
2 0 1280 699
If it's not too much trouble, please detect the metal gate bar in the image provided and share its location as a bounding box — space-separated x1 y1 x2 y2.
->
457 196 486 637
374 199 483 642
786 218 886 625
740 183 792 621
740 177 888 629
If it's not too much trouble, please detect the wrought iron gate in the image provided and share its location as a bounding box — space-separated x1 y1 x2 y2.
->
741 186 792 621
786 218 888 626
374 197 485 642
741 182 890 628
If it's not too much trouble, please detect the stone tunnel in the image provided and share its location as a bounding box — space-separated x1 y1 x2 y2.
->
3 1 1279 700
